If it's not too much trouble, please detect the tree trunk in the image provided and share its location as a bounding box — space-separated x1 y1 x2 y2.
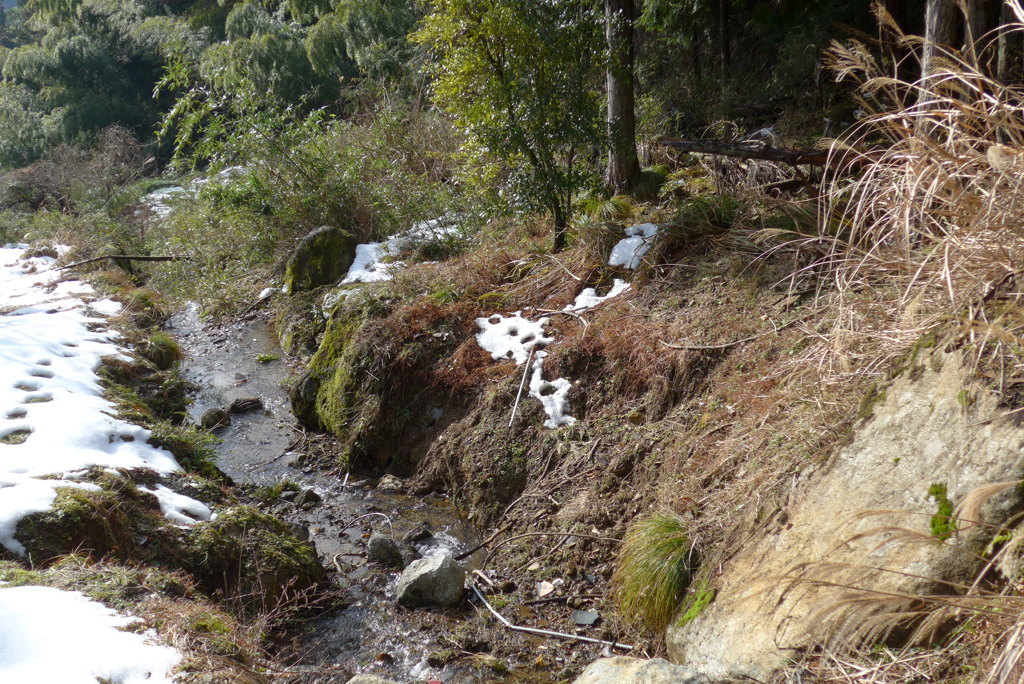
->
718 0 731 81
552 200 567 253
966 0 1001 65
921 0 960 83
605 0 640 194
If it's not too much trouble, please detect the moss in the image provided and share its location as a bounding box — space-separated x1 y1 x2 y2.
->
857 382 887 421
676 581 716 626
274 287 327 357
929 483 957 541
14 487 138 562
283 226 358 294
0 429 32 444
182 506 325 608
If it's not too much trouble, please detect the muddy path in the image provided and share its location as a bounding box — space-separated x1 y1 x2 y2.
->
167 305 488 682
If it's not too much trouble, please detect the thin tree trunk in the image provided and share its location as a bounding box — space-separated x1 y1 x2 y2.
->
552 200 567 253
920 0 960 105
719 0 731 81
605 0 640 194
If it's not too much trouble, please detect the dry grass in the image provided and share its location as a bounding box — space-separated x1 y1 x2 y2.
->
798 4 1024 391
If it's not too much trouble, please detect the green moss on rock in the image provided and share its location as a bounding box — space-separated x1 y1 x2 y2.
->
15 487 140 562
283 225 358 295
182 506 325 607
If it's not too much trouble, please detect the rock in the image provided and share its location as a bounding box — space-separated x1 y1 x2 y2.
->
573 657 708 684
286 522 309 541
366 534 404 568
200 407 229 429
345 676 401 684
400 543 422 566
402 523 433 543
227 397 263 414
289 372 322 429
293 487 322 508
375 474 404 492
667 350 1024 679
395 554 465 607
537 580 555 597
572 609 599 626
283 225 358 294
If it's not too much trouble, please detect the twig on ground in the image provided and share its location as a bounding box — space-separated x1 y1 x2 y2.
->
509 347 535 427
483 532 621 571
660 315 808 350
455 522 514 561
471 584 632 651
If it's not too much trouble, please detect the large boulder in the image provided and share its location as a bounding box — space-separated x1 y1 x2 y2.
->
283 226 357 294
395 554 465 607
573 657 708 684
667 350 1024 679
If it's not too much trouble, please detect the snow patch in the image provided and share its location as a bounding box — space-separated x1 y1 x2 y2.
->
141 484 213 526
0 585 180 683
475 312 553 364
341 219 459 285
529 352 576 428
608 223 659 270
564 278 631 313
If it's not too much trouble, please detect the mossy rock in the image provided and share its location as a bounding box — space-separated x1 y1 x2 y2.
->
274 287 327 358
289 297 372 432
182 506 326 607
283 225 358 295
14 485 156 562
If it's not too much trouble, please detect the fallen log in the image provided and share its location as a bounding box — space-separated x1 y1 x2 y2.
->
58 254 191 270
658 138 831 165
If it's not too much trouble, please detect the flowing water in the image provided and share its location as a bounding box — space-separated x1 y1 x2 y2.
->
168 304 484 682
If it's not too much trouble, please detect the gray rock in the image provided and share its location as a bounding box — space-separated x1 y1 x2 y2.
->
402 523 433 543
366 533 404 568
283 225 358 294
573 657 708 684
200 407 229 429
293 487 322 508
345 676 400 684
395 554 465 607
571 609 599 626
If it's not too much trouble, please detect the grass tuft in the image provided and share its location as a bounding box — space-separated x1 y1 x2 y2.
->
611 512 693 632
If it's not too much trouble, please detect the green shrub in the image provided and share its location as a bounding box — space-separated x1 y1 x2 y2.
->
612 512 693 632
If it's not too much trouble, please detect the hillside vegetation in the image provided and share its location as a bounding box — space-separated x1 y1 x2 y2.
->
4 0 1024 681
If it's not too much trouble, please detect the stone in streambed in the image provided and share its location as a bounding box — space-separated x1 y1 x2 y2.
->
345 676 401 684
200 407 229 429
366 533 404 568
395 554 465 607
573 657 709 684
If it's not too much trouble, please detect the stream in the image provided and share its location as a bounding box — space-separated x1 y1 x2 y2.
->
167 304 485 683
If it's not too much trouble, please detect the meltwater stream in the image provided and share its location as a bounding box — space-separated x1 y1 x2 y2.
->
167 304 482 682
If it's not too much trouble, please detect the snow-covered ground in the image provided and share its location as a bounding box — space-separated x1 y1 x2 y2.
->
0 246 209 554
342 218 458 284
608 222 659 270
0 245 200 678
0 585 180 683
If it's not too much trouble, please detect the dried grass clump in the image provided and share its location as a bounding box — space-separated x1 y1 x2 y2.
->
611 512 693 633
811 4 1024 385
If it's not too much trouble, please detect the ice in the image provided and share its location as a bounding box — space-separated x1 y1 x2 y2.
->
608 222 659 270
0 585 180 683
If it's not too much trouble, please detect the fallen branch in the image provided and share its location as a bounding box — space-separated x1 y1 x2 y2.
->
508 347 534 427
659 138 874 171
471 584 632 651
660 315 809 351
455 522 514 561
59 254 191 270
659 138 829 165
